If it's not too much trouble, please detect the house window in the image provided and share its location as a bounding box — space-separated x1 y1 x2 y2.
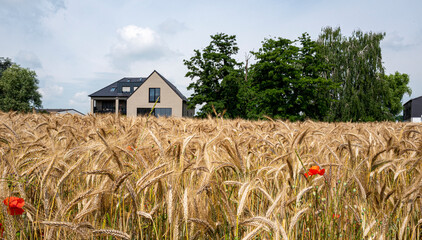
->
137 108 152 116
137 108 172 117
149 88 160 103
122 87 130 92
155 108 172 117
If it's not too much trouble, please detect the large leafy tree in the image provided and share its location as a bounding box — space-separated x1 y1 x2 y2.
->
247 33 336 120
0 59 42 112
318 27 411 121
184 33 245 118
0 57 12 77
383 72 412 117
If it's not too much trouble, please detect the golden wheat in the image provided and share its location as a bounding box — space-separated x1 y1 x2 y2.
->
0 112 421 239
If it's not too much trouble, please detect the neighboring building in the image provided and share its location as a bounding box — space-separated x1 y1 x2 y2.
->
38 109 85 116
89 70 194 117
403 96 422 122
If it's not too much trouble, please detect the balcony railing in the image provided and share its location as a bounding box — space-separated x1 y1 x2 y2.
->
94 108 115 114
93 107 126 115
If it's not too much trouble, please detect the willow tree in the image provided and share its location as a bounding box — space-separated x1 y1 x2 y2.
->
318 27 410 121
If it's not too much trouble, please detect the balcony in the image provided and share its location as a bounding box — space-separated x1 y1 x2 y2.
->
93 99 127 115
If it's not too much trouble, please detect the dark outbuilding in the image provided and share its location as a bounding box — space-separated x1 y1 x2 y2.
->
403 96 422 122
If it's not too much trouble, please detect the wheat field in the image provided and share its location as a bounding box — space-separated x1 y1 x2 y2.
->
0 112 421 239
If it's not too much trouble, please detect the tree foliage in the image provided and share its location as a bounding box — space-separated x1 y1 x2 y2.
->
0 57 12 77
0 58 42 112
318 27 410 121
184 33 245 118
383 72 411 117
185 29 411 122
246 33 337 120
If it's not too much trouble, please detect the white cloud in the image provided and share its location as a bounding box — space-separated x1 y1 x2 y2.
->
0 0 65 24
15 51 43 69
382 31 418 51
38 84 64 100
69 91 89 113
108 25 175 70
158 19 188 35
74 91 88 100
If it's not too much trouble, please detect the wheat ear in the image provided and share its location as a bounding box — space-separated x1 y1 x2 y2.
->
288 207 308 234
92 229 130 240
241 226 263 240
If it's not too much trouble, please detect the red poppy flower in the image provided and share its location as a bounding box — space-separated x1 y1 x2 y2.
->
127 146 134 151
305 166 325 178
3 196 25 215
0 223 3 237
333 213 340 219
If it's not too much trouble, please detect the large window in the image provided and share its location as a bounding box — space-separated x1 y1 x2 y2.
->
155 108 172 117
137 108 152 116
149 88 160 103
137 108 172 117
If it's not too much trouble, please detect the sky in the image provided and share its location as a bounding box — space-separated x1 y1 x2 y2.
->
1 0 421 114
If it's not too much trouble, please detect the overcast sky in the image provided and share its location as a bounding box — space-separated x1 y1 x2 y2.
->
1 0 421 114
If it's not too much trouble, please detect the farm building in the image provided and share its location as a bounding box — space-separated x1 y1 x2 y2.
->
38 109 85 116
403 96 422 122
89 70 194 117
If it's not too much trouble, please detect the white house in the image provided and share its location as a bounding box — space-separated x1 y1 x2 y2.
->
88 70 194 117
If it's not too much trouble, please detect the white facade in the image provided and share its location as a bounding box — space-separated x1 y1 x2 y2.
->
127 71 183 117
89 71 194 117
410 117 422 123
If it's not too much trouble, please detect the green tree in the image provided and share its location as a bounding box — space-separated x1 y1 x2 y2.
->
247 33 336 120
0 63 42 112
318 27 410 121
184 33 245 118
0 57 13 77
383 72 412 117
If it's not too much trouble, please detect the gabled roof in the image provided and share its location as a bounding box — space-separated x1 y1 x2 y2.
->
88 70 188 101
149 70 188 101
88 77 146 97
403 96 422 106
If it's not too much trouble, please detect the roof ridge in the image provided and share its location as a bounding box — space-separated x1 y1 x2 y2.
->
152 70 188 101
89 71 187 101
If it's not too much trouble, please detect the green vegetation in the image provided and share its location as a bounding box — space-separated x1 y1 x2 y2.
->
318 27 411 121
185 27 412 122
0 58 42 112
184 33 245 118
246 33 336 121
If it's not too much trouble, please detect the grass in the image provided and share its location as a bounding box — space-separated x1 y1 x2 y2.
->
0 112 421 239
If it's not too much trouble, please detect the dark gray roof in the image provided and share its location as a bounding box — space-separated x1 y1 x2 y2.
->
88 71 188 101
404 95 422 106
38 109 85 115
88 77 146 97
